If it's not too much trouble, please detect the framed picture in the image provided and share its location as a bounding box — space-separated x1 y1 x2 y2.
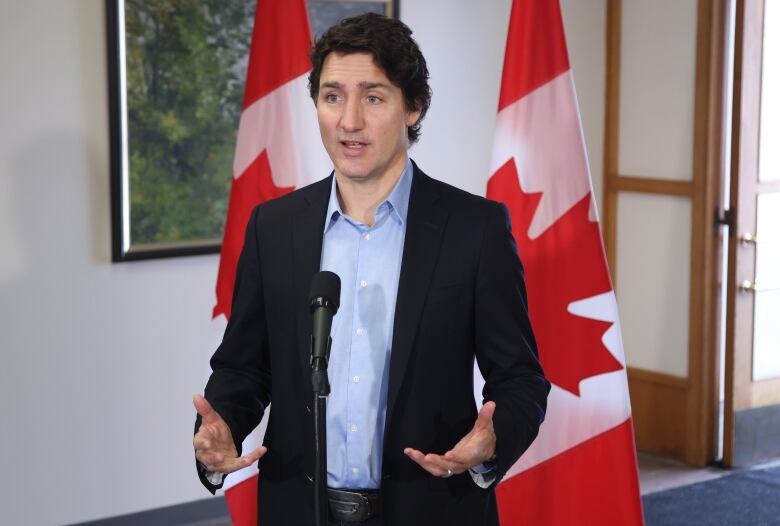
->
107 0 397 261
308 1 397 38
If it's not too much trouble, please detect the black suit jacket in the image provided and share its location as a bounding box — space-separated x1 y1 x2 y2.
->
197 162 549 525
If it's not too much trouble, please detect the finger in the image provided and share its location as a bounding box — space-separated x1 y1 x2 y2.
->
404 448 464 477
222 446 267 473
193 435 211 451
423 453 466 475
193 395 220 425
196 448 233 473
444 445 492 468
404 448 444 476
443 448 474 466
242 445 267 464
199 452 237 473
194 420 238 463
196 449 222 469
473 401 496 432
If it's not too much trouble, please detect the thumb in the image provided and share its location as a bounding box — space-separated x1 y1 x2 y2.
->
473 401 496 431
193 394 221 425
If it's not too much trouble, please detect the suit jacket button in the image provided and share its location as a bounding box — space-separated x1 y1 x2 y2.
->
306 474 313 483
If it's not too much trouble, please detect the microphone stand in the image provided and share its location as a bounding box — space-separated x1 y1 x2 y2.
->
311 333 332 526
308 273 339 526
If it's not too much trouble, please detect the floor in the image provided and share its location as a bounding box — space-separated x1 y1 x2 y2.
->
637 452 727 495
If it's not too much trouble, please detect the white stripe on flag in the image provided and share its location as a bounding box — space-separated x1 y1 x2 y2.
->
490 71 593 239
233 74 331 188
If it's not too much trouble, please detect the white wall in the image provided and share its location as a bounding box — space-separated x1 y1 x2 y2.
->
0 2 219 524
0 1 605 524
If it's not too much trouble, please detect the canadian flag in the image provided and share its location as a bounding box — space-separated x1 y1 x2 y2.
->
482 0 645 523
210 1 329 524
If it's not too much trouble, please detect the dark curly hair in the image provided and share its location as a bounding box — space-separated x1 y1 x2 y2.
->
308 13 432 144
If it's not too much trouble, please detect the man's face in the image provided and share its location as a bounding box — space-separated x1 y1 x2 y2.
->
316 52 421 183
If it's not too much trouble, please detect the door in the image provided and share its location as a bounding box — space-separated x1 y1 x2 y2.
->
724 0 780 467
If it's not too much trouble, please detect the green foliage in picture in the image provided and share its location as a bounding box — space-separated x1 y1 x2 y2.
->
124 0 254 245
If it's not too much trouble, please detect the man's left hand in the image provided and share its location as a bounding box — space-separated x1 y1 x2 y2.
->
404 401 497 477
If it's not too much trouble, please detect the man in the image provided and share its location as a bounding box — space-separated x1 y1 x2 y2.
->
194 13 549 526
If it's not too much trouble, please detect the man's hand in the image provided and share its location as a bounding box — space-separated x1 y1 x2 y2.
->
193 394 267 474
404 401 497 477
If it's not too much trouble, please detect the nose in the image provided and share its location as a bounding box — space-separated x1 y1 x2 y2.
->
340 97 364 132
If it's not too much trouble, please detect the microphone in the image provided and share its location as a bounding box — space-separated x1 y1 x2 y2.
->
309 271 341 372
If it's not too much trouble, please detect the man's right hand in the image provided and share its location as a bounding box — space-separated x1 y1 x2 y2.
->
193 394 267 474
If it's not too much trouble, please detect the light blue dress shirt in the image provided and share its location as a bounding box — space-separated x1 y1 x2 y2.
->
320 159 412 489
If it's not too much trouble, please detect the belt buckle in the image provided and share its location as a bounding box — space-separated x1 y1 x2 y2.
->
328 490 370 522
358 493 372 520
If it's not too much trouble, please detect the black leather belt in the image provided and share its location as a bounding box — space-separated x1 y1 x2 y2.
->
327 488 382 522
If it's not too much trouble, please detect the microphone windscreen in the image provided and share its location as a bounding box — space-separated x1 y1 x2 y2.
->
309 271 341 311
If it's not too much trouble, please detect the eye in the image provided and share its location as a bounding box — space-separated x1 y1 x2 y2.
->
323 93 340 103
366 95 382 104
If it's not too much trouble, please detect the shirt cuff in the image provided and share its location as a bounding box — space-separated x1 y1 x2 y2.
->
468 456 497 488
468 465 497 488
200 462 226 486
469 461 495 474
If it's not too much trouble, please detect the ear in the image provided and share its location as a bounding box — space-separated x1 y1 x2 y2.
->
405 107 422 128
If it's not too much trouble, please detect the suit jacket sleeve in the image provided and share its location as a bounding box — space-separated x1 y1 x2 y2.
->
474 202 550 485
195 206 272 493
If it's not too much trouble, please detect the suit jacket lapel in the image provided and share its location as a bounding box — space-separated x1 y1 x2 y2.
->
293 176 333 392
385 165 449 435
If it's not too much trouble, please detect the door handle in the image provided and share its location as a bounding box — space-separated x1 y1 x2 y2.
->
738 232 759 245
738 280 780 293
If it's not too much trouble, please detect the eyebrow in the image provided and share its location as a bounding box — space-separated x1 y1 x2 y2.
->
319 81 392 91
359 81 391 90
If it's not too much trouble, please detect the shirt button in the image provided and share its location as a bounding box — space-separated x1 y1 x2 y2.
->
360 280 367 288
356 328 364 336
365 233 372 240
350 424 358 432
352 375 360 383
352 467 359 475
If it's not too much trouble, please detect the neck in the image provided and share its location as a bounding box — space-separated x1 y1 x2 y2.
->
335 157 408 226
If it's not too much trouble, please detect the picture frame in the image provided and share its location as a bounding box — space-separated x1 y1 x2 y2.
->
106 0 397 262
308 0 398 38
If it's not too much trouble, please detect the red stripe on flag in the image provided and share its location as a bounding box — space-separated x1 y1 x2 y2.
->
242 0 313 109
497 0 570 111
497 419 645 525
224 474 259 526
214 150 294 320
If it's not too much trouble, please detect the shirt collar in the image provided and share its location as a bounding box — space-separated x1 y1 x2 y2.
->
324 158 414 233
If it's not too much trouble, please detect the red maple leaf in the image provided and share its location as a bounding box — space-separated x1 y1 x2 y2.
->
487 159 623 396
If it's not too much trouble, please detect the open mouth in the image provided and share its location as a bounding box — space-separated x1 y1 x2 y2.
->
340 140 368 152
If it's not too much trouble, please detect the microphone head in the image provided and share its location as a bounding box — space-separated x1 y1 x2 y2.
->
309 271 341 313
